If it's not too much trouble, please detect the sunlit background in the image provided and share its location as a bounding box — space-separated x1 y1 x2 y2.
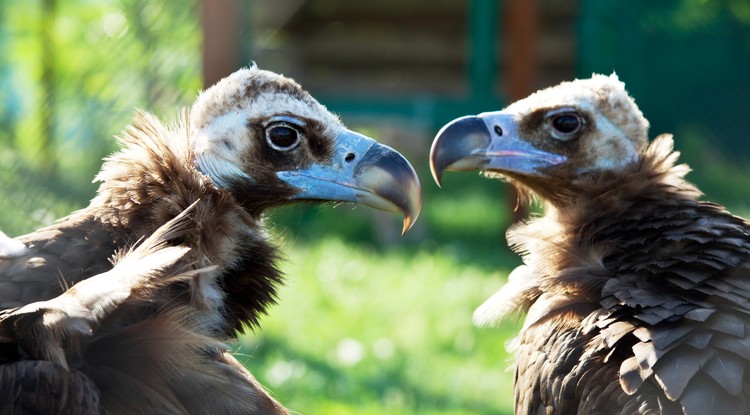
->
1 1 749 413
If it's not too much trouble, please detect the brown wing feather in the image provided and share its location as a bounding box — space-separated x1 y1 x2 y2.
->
83 308 286 414
0 360 102 415
0 212 122 309
0 207 196 366
0 207 286 414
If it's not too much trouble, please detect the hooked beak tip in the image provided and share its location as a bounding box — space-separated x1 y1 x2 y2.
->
400 197 421 235
401 217 412 236
355 144 422 235
429 115 491 187
400 185 421 235
429 159 444 188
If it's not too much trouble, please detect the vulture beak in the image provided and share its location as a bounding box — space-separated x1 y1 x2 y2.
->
429 112 567 186
277 129 422 234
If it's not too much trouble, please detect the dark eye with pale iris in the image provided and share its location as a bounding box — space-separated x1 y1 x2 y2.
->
265 123 301 151
548 111 583 140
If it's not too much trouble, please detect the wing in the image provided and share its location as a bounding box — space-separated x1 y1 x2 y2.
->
78 310 287 415
513 295 647 415
0 207 195 364
596 208 750 414
602 270 750 414
0 211 122 310
0 224 116 414
171 349 288 415
513 208 750 414
1 206 287 414
0 360 103 415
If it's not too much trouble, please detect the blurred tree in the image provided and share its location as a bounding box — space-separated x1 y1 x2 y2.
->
39 0 58 177
579 0 750 158
0 0 201 235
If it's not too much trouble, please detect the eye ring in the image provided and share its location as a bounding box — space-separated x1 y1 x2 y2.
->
547 111 583 141
265 122 302 151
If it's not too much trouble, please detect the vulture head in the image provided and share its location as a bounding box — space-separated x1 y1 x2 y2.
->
190 66 421 233
430 74 649 206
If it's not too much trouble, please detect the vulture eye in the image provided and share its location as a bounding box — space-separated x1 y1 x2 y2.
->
548 112 583 140
265 123 302 151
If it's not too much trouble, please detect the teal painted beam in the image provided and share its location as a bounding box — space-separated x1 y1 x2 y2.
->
468 0 499 100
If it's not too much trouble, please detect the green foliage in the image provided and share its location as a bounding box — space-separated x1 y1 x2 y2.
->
0 148 81 236
0 0 201 204
675 127 750 212
579 0 750 159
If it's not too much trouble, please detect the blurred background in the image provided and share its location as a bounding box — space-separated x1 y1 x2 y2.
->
1 0 749 413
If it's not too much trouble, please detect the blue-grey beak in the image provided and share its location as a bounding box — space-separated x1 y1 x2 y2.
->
277 129 422 234
429 112 567 186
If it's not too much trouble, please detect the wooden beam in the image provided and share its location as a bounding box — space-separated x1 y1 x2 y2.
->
505 0 538 101
504 0 538 222
200 0 241 88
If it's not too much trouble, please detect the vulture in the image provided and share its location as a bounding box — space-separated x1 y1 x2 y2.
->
430 74 750 414
0 65 421 413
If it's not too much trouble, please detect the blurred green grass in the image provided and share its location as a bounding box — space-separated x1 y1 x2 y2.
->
238 236 520 415
238 171 525 413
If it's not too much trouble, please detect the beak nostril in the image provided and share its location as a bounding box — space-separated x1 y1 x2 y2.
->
345 153 356 163
494 125 503 137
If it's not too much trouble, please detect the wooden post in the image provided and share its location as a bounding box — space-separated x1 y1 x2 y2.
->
200 0 241 88
504 0 537 222
505 0 538 104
